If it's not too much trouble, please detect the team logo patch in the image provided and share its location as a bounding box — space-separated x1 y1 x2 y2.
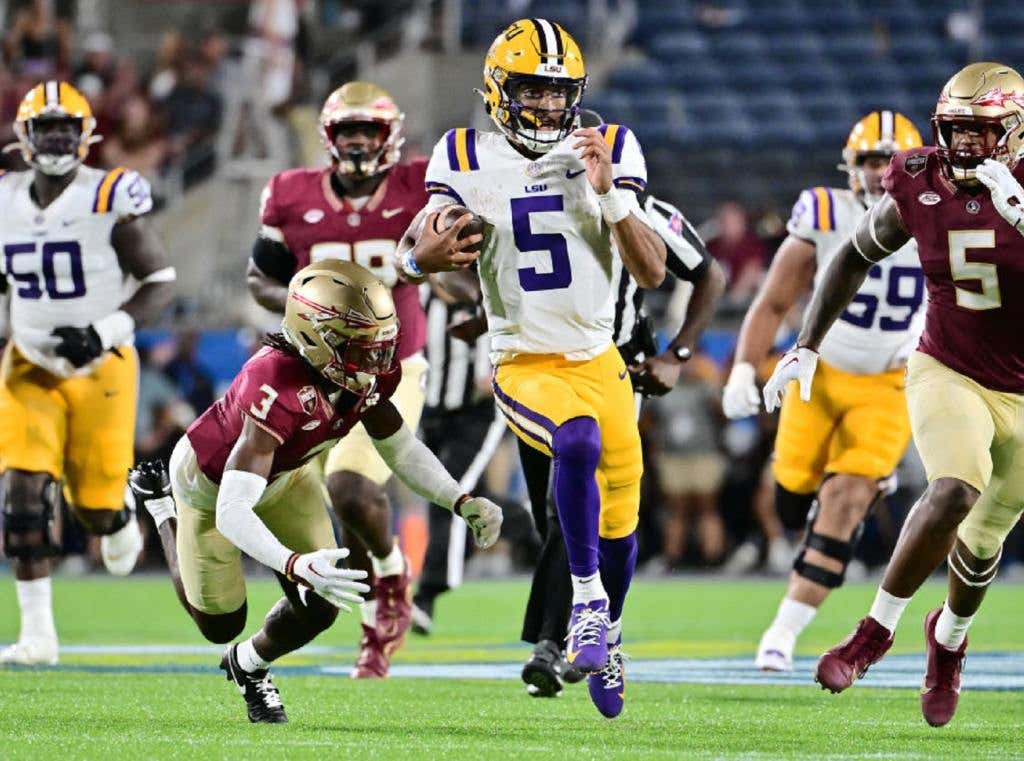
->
298 385 318 415
347 212 361 227
966 199 982 214
904 154 928 177
669 212 685 234
303 208 324 223
525 161 543 178
917 192 941 206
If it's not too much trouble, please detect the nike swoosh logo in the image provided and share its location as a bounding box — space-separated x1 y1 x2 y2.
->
618 369 628 380
565 168 586 179
618 692 624 699
382 207 404 219
566 649 581 664
104 390 118 397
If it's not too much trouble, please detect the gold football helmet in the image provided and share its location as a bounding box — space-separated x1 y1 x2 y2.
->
933 61 1024 183
480 18 587 153
319 81 404 178
8 80 99 175
282 260 399 394
840 110 922 202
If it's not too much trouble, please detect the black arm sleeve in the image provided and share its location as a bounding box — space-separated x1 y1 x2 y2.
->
251 235 298 286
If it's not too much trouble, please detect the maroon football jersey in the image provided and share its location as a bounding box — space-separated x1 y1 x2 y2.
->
187 346 402 484
260 160 428 361
883 147 1024 392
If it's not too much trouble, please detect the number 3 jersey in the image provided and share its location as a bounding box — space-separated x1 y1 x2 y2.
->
423 125 651 363
787 185 924 375
0 166 152 377
259 161 428 361
883 147 1024 392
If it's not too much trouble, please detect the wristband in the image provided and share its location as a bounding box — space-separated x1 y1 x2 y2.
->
401 250 423 279
284 552 300 582
92 310 135 350
453 494 471 516
598 188 630 225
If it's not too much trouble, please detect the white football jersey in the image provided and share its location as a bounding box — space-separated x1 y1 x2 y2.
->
787 186 925 374
0 166 153 377
423 125 651 364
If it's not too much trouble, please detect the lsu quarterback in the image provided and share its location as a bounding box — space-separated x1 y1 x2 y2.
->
722 112 926 672
246 82 431 678
0 81 175 664
765 62 1024 727
395 19 667 718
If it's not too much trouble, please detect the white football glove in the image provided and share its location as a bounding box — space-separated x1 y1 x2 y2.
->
288 547 370 611
457 497 503 549
762 347 819 414
975 159 1024 237
722 362 761 419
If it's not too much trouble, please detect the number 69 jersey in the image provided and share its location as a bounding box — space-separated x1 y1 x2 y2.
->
0 166 152 377
787 185 924 374
424 125 650 363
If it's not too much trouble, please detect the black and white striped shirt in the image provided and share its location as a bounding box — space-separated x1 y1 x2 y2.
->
422 287 491 414
612 194 712 347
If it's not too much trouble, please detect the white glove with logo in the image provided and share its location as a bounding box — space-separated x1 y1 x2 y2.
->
456 497 504 549
762 347 819 414
287 547 370 611
722 362 761 419
975 158 1024 236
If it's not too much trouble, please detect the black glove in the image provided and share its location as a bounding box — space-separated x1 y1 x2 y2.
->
52 325 104 368
128 460 172 501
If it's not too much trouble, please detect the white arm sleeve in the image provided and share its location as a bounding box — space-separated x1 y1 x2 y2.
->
214 469 292 573
371 425 464 510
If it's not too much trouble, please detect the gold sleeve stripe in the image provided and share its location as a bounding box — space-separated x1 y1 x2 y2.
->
93 167 127 213
812 187 834 232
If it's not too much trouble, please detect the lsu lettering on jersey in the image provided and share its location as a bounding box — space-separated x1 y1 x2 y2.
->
787 186 924 374
0 166 153 377
424 124 650 363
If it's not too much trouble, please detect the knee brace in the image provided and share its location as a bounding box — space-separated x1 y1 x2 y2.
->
775 482 816 530
2 474 62 559
792 497 870 589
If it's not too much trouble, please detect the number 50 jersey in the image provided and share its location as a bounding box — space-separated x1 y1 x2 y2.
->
423 125 650 364
787 185 924 374
0 166 152 377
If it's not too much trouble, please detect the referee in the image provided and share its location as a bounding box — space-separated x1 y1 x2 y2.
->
410 279 505 634
518 179 727 696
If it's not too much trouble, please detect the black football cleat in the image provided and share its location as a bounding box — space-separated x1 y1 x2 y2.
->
220 644 288 723
521 639 564 698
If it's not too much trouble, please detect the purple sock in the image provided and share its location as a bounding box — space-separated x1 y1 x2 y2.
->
599 532 638 622
551 416 602 578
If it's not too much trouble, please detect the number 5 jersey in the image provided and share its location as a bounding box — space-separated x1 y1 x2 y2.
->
423 124 650 364
0 166 153 377
787 184 924 375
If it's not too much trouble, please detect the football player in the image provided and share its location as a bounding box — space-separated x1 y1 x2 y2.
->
0 81 175 665
723 111 926 672
129 260 502 723
395 19 667 718
763 62 1024 727
245 82 430 678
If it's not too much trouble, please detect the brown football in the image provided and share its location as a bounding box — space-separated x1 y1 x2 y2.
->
433 205 488 254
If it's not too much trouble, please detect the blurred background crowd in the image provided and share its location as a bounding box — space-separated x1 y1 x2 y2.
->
2 0 1023 578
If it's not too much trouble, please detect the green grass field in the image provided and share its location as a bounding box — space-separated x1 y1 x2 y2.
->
2 575 1022 760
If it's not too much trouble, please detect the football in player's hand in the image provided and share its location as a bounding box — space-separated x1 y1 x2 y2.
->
433 205 488 254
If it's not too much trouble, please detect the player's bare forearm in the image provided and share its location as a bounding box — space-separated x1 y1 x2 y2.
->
613 213 667 288
670 257 726 351
224 416 279 479
246 260 288 313
734 236 817 364
111 217 175 325
796 195 911 350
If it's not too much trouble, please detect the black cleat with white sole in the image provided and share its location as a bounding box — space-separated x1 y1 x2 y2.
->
220 644 288 723
521 639 564 698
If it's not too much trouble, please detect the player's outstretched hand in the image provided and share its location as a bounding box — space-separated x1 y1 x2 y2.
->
572 127 613 195
722 362 761 419
52 325 104 368
629 353 682 397
288 547 370 611
455 496 503 549
762 347 819 414
976 159 1024 236
412 207 484 273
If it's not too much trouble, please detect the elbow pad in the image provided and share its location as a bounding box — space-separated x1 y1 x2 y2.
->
251 236 298 285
